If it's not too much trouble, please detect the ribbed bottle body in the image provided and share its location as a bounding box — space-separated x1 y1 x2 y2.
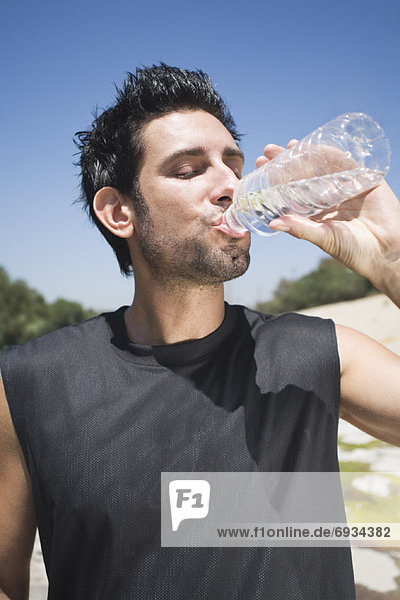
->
224 113 391 236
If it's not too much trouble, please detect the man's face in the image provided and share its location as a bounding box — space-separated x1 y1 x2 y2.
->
132 109 250 286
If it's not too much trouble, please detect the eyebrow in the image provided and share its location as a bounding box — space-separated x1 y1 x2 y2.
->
159 146 244 170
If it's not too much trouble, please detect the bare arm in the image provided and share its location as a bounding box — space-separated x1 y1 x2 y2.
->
0 377 36 599
336 324 400 445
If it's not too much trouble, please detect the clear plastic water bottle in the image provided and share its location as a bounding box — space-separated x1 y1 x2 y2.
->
222 113 391 236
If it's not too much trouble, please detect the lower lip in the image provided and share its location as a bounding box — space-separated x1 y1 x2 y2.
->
213 222 249 239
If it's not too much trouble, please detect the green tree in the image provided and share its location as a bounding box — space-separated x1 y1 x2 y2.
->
255 258 376 314
47 299 97 331
0 267 98 351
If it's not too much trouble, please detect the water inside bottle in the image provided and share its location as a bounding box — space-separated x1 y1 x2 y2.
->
237 167 384 232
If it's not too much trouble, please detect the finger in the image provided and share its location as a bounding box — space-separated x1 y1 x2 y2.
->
268 215 336 254
263 143 286 160
287 138 298 148
255 156 269 168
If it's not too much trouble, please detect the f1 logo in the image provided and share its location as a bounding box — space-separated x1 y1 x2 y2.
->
169 480 210 531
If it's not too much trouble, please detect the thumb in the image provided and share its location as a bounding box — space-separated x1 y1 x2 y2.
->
269 215 334 251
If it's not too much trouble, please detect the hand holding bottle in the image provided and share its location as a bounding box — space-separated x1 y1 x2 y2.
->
262 142 400 308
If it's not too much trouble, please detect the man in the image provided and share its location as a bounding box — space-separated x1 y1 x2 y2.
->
0 64 399 599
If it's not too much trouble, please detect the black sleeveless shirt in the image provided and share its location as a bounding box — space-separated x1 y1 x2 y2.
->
0 304 355 599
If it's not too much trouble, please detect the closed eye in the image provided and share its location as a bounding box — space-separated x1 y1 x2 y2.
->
175 165 241 180
174 170 201 179
173 162 208 179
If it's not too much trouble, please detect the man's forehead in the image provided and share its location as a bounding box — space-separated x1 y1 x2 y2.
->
140 109 240 160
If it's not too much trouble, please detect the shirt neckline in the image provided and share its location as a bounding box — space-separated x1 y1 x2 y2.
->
105 302 238 367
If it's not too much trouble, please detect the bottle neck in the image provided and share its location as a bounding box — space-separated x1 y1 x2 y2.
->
222 204 249 236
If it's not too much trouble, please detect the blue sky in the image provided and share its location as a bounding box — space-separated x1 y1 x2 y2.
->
1 0 399 311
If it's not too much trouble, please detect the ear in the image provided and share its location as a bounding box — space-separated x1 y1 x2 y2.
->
93 187 134 238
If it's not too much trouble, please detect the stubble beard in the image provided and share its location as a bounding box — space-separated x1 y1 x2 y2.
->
134 203 250 288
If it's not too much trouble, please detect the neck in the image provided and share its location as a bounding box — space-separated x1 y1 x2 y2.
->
124 279 226 345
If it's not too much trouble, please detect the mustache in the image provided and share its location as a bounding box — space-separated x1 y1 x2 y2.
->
202 211 225 226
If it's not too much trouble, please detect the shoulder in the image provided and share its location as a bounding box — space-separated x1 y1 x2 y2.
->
0 308 124 378
229 304 340 396
229 304 339 377
232 303 336 342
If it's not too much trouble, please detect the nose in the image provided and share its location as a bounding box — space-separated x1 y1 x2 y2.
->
209 162 239 210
